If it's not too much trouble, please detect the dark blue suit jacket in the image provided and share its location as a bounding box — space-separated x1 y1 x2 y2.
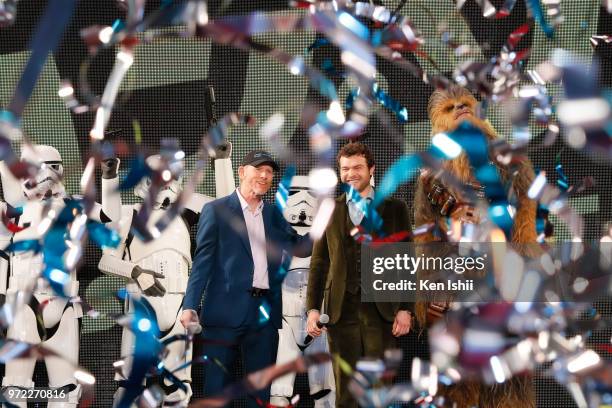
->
183 191 311 329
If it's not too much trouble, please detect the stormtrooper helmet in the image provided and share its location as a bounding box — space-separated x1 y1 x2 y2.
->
283 175 316 229
133 154 183 208
21 144 66 200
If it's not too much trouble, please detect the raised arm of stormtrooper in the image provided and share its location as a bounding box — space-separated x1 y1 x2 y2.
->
85 157 122 224
213 141 236 198
95 190 166 296
96 156 136 280
95 159 154 281
184 140 236 214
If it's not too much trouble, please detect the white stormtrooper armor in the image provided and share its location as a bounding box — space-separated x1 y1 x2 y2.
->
270 175 336 408
0 145 117 408
97 149 235 407
20 144 67 200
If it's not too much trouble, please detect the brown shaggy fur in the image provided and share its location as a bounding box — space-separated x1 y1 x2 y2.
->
414 85 537 248
414 85 537 407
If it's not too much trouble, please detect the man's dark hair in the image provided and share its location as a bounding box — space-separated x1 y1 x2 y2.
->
336 142 375 168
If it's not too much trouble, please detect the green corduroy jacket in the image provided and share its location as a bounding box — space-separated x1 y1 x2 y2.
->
306 193 414 325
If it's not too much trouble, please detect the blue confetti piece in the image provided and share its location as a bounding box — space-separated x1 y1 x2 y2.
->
448 122 513 236
370 29 383 47
275 165 296 213
605 120 612 137
119 154 151 191
115 295 162 408
343 183 383 233
87 221 121 249
316 77 340 102
117 287 128 300
346 83 409 123
306 37 331 53
277 251 293 280
42 225 70 298
447 122 489 168
373 154 422 208
345 88 360 110
258 299 271 326
16 199 81 297
587 307 597 318
536 218 546 235
305 38 345 77
6 239 42 253
42 234 68 270
321 58 343 77
372 82 408 123
488 204 514 233
56 199 82 223
525 0 554 38
0 110 19 127
42 266 70 296
555 163 570 191
111 18 124 32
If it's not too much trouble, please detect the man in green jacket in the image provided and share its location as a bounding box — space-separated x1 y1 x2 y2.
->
306 142 413 408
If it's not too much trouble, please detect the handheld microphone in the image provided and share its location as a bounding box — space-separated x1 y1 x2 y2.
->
303 313 329 345
207 85 217 126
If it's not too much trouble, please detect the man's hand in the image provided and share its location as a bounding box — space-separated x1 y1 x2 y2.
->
131 266 166 297
392 310 412 337
306 310 324 338
180 309 200 330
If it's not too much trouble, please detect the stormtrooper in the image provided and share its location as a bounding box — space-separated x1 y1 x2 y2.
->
97 142 235 407
270 175 335 408
0 144 118 408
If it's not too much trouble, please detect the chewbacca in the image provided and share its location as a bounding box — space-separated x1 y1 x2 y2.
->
413 85 538 407
414 84 538 247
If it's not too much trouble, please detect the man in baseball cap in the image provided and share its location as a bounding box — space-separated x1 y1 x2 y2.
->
182 147 311 407
237 150 279 201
